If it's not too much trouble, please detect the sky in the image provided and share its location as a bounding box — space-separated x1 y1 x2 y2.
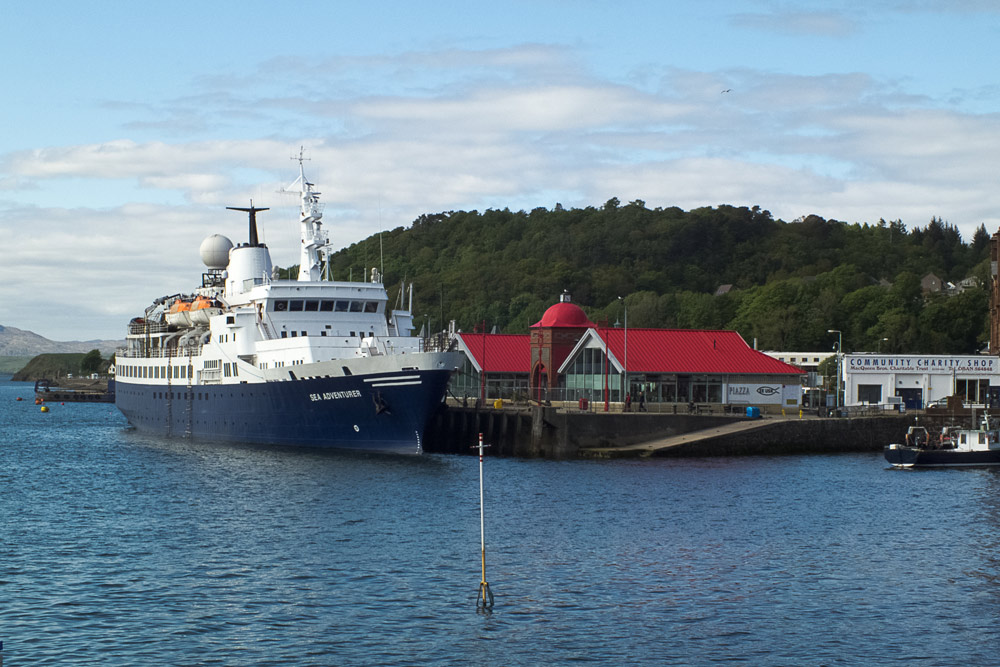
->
2 0 999 341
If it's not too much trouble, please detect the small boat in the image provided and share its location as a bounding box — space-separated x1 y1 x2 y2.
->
189 296 223 325
884 417 1000 467
165 298 193 327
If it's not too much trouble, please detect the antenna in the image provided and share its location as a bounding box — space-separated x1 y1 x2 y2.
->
378 192 384 279
293 145 311 165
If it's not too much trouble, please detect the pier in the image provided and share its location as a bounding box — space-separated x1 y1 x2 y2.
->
422 404 911 458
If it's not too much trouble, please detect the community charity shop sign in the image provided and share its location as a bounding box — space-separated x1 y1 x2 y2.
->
847 356 997 373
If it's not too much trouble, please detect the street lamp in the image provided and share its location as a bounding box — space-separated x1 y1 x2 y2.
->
828 329 842 412
619 296 628 406
878 337 888 353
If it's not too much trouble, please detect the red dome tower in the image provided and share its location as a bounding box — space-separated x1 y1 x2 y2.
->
530 291 595 401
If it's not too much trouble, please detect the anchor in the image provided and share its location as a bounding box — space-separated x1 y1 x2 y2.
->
372 390 390 415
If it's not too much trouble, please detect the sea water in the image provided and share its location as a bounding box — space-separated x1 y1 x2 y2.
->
3 376 1000 665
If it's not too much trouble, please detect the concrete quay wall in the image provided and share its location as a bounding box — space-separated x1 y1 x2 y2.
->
637 415 908 458
423 405 912 458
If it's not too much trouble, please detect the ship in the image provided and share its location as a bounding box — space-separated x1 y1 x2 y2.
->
114 152 462 454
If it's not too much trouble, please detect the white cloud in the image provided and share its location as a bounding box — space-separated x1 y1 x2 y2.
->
731 10 859 37
3 44 1000 338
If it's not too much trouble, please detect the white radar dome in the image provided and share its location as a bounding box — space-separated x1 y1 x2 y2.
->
200 234 233 269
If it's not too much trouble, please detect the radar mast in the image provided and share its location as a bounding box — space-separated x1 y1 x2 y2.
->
283 147 328 281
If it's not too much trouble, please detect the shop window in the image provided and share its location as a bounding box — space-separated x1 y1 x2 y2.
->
857 384 882 404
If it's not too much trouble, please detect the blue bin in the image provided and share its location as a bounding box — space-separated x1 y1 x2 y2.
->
745 406 761 419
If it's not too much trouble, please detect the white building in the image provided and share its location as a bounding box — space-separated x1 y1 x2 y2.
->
842 353 1000 409
763 351 835 375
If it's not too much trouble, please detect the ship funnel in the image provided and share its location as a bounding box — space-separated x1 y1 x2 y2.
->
225 201 273 297
227 201 269 247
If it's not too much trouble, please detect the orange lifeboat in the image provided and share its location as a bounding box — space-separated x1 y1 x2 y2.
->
189 296 223 325
165 299 194 327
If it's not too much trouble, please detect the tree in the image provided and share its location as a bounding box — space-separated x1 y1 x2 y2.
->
973 224 990 252
817 355 838 380
80 349 104 376
314 198 991 346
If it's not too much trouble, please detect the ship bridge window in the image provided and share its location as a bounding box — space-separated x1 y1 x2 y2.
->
349 301 363 312
364 301 378 313
320 300 335 312
304 300 319 312
335 301 349 312
289 300 304 312
273 300 288 312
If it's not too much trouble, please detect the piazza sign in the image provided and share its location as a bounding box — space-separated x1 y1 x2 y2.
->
728 383 784 404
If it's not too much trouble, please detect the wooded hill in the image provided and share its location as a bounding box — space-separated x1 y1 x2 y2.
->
11 351 108 382
312 201 991 355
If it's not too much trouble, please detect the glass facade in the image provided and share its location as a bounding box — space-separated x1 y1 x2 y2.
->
955 378 990 404
561 353 791 405
564 347 624 402
452 357 530 402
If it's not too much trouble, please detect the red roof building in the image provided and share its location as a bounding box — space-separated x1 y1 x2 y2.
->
455 333 531 374
584 328 802 376
448 294 803 408
560 327 803 407
452 332 531 403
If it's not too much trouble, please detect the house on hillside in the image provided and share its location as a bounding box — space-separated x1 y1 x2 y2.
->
921 273 943 293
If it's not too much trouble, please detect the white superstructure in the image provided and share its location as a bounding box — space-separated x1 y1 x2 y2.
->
116 152 458 403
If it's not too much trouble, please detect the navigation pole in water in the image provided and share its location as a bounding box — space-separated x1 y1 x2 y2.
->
475 432 495 610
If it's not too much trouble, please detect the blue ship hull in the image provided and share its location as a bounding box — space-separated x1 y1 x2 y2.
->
116 369 452 454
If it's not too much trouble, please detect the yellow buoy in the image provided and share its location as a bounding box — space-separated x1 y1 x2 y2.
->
40 405 50 413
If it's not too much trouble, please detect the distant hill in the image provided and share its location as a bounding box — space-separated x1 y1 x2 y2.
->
0 324 121 357
0 356 32 374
